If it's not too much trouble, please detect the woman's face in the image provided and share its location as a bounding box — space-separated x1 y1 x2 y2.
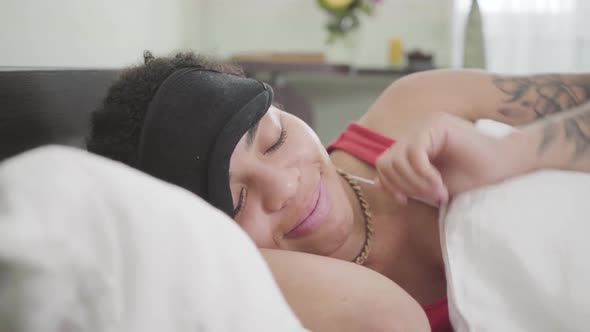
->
228 106 354 256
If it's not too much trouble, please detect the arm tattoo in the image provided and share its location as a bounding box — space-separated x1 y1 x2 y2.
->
493 75 590 120
537 121 559 155
538 104 590 163
563 111 590 162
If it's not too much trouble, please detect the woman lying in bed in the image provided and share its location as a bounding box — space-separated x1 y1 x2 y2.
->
87 51 590 332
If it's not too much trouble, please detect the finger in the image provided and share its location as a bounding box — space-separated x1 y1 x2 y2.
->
439 188 449 205
376 157 413 205
407 147 441 186
383 176 408 205
376 141 434 200
375 165 408 204
394 191 408 205
394 149 435 199
375 156 409 205
407 147 445 201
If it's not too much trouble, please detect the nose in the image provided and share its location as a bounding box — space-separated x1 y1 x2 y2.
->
255 165 299 213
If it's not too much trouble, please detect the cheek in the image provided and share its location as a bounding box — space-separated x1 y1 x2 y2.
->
285 126 329 162
228 142 250 204
237 214 277 249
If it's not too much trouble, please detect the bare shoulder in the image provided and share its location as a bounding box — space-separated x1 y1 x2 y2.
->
359 69 490 139
358 69 590 135
261 249 430 332
328 69 489 182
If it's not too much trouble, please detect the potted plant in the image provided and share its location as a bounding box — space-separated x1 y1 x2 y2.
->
318 0 382 44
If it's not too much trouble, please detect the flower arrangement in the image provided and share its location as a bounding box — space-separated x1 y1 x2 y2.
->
318 0 382 44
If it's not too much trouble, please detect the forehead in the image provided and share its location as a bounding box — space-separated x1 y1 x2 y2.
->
259 105 282 123
262 105 281 122
229 105 282 180
243 105 281 142
230 105 280 159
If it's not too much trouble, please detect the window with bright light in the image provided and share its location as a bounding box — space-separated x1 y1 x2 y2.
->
456 0 575 15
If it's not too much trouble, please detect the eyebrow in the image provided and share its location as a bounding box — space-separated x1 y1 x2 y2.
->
245 121 260 150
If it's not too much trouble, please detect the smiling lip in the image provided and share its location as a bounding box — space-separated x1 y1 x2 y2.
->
285 177 330 239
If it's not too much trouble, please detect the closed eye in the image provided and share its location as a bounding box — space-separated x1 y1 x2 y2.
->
265 128 287 154
233 188 247 217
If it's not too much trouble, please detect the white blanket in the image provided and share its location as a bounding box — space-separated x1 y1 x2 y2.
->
441 170 590 332
441 120 590 331
0 146 306 332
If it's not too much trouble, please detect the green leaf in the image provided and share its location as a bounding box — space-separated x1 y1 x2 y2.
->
318 0 353 14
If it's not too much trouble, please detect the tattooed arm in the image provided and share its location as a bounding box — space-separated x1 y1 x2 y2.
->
374 104 590 204
492 74 590 125
361 69 590 139
514 102 590 173
365 69 590 203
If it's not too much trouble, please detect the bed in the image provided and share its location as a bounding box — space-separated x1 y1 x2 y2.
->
0 68 307 332
2 68 590 332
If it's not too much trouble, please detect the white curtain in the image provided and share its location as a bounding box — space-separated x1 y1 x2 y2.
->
452 0 590 74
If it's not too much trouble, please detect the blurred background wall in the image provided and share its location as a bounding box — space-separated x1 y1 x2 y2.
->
2 0 590 142
0 0 202 67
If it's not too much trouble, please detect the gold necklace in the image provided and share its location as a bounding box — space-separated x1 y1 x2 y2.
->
337 169 374 265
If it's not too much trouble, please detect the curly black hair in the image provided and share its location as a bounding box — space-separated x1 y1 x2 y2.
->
86 51 245 167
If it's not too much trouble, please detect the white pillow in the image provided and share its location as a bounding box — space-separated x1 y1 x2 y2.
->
0 146 307 332
474 118 515 137
441 170 590 332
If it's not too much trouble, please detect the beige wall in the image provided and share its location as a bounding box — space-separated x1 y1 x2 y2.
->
0 0 452 142
199 0 454 142
0 0 454 68
0 0 201 67
289 74 398 144
199 0 453 68
198 0 454 143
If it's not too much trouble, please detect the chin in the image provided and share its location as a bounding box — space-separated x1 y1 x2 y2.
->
284 164 353 257
328 215 354 254
314 180 355 257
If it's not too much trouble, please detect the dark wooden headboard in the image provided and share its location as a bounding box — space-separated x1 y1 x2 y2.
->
0 68 120 161
0 67 314 162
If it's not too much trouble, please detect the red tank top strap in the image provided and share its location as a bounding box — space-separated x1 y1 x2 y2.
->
327 122 454 332
326 122 395 165
423 296 453 332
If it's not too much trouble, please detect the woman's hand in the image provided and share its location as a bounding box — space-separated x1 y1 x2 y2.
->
375 113 529 206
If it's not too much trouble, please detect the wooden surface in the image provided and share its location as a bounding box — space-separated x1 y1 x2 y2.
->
231 52 326 64
237 60 432 77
